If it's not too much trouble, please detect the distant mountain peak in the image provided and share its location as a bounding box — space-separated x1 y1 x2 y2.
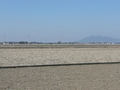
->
79 35 120 43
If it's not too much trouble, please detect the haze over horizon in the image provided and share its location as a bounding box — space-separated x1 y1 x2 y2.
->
0 0 120 42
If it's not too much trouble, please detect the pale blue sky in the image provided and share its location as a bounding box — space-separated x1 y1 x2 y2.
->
0 0 120 42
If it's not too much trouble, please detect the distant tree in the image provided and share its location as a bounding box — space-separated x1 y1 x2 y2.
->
57 41 62 44
19 41 28 44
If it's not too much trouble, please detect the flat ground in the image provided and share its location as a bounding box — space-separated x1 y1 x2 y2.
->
0 64 120 90
0 45 120 90
0 48 120 66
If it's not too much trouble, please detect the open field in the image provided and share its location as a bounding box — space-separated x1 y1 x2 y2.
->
0 45 120 66
0 64 120 90
0 44 120 89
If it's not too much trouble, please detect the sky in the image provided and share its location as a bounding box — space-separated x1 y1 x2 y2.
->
0 0 120 42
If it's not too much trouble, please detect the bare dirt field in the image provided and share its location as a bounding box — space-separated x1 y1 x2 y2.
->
0 47 120 66
0 64 120 90
0 45 120 90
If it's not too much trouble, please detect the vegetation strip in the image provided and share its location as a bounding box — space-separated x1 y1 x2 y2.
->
1 62 120 69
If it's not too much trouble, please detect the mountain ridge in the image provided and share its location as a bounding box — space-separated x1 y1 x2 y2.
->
79 35 120 43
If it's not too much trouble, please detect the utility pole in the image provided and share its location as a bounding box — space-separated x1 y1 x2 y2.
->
28 35 30 44
61 36 63 43
4 34 6 43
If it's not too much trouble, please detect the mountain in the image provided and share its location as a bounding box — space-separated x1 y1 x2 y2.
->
79 35 120 43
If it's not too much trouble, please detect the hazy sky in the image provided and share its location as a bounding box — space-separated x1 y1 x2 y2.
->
0 0 120 42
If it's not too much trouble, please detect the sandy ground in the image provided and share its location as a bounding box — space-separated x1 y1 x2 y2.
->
0 64 120 90
0 48 120 66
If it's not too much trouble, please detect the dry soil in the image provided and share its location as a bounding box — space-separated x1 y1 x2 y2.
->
0 64 120 90
0 48 120 66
